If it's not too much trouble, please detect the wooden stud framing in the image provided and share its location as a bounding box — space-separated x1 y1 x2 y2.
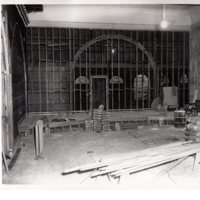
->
161 31 163 96
124 39 127 109
30 27 34 112
26 28 190 112
79 30 82 110
73 29 76 110
46 28 49 112
136 32 139 109
38 28 41 112
118 37 120 109
59 29 62 111
172 32 175 87
130 32 133 109
183 32 186 106
166 32 169 87
69 28 72 111
142 32 144 109
112 36 114 110
85 30 89 110
148 31 151 108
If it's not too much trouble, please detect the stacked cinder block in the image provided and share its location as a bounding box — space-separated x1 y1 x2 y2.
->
185 117 200 142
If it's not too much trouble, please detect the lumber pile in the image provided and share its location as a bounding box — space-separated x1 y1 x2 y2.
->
185 117 200 142
62 141 200 179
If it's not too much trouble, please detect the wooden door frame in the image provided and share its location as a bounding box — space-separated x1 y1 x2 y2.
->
90 75 109 111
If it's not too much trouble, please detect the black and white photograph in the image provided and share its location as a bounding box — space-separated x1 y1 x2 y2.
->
1 0 200 192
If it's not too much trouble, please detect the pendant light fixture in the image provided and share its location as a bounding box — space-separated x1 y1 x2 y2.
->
160 4 168 29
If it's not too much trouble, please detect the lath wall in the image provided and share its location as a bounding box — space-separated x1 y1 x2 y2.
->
26 28 189 112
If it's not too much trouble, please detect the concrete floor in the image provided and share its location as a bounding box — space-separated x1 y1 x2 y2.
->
2 126 200 189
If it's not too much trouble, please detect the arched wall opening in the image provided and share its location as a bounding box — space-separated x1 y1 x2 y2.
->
71 34 156 111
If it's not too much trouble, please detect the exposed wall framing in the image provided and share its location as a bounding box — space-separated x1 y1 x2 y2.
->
26 28 189 112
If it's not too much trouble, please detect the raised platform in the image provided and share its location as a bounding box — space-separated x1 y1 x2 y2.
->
18 110 175 136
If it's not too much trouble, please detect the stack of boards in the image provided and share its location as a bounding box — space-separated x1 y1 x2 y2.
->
186 117 200 142
92 109 110 132
62 141 200 179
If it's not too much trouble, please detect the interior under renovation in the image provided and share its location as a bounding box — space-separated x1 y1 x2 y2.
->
1 3 200 188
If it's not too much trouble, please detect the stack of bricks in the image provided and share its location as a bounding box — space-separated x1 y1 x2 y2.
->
85 120 94 132
185 117 200 142
101 111 110 132
93 109 102 132
92 107 110 133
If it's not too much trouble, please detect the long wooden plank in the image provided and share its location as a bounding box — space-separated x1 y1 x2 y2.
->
112 147 200 177
91 145 198 177
62 141 192 174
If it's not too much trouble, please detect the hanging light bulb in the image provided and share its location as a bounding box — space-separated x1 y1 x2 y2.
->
111 48 115 54
160 5 168 29
161 19 168 29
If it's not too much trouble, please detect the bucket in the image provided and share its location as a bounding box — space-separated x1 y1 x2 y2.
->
174 110 186 128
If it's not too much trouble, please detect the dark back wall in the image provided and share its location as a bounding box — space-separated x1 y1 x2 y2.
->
26 28 189 112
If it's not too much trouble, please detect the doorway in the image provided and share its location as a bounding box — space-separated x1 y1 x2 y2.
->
90 76 108 110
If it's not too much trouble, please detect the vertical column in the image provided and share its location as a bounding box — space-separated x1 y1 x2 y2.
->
73 29 76 110
38 28 41 112
178 33 180 107
69 29 72 111
166 32 169 87
172 32 175 87
130 32 133 109
101 29 104 75
46 28 49 112
148 31 151 108
142 32 144 109
136 32 139 109
51 28 54 112
124 39 127 109
89 38 92 111
30 28 34 112
160 32 163 102
183 32 186 106
79 29 82 110
85 30 89 110
111 37 114 110
59 28 62 111
118 37 120 109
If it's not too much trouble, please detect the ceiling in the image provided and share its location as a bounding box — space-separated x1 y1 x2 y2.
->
27 4 200 30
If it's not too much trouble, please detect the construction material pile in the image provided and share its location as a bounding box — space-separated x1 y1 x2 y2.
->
93 105 110 132
186 117 200 142
62 141 200 179
85 120 94 132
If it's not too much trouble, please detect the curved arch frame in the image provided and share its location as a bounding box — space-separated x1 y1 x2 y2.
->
71 34 156 73
70 34 157 111
11 23 28 114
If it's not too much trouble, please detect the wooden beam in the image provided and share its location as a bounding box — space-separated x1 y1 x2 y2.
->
69 28 72 111
136 32 139 109
38 28 42 112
